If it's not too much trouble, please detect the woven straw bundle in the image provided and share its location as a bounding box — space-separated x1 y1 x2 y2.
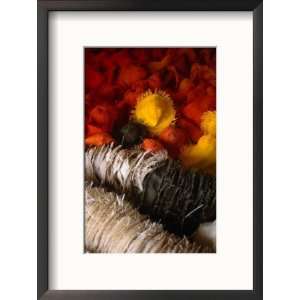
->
85 187 213 253
85 145 216 236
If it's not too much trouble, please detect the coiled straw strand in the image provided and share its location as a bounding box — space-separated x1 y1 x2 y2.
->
85 145 216 236
85 187 213 253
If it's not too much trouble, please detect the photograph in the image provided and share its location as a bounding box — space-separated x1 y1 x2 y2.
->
84 48 217 253
36 0 263 297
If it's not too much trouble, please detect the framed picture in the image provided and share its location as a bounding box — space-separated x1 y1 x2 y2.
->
38 0 263 299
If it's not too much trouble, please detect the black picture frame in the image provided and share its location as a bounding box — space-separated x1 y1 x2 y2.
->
38 0 263 299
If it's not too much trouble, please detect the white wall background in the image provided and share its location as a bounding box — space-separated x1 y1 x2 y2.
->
0 0 299 299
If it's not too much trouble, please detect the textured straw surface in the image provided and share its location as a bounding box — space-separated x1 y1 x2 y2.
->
85 145 216 236
85 187 213 253
85 144 167 192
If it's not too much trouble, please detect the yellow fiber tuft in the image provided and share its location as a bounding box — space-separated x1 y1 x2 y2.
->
133 90 176 135
180 110 216 174
201 111 216 137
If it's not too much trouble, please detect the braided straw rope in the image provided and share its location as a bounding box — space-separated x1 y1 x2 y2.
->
85 187 213 253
